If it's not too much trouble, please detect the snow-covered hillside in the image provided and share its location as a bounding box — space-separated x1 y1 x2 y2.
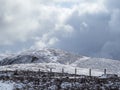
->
0 81 14 90
0 48 82 65
0 48 120 76
0 54 14 61
0 63 103 76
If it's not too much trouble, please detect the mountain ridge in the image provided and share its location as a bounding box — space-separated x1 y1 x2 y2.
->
0 48 120 76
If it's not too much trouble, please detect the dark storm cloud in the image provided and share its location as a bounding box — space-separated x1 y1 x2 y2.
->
105 0 120 9
54 0 120 60
0 0 120 60
55 9 111 58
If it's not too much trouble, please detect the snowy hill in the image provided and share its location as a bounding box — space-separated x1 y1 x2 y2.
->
0 54 13 61
0 48 120 76
0 48 82 65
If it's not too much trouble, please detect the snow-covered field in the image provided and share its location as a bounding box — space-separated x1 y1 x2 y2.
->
0 47 120 90
0 63 115 76
0 81 14 90
0 48 120 76
0 76 119 90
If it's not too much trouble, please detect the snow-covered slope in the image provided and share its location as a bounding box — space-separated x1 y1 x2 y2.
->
0 48 82 65
0 63 103 76
0 54 14 61
0 48 120 76
0 81 14 90
72 57 120 75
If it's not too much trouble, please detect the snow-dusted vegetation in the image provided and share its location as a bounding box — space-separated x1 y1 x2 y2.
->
0 70 119 90
0 81 14 90
0 48 120 90
0 48 120 75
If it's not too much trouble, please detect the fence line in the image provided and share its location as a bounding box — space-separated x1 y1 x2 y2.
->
0 68 117 78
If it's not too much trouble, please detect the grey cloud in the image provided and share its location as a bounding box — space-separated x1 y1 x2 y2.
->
54 1 120 60
105 0 120 9
55 11 110 55
1 0 120 60
0 0 72 46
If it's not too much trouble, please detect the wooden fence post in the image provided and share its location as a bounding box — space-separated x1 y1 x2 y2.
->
62 68 64 73
104 69 107 75
50 68 52 73
62 68 64 78
75 68 77 79
89 69 91 76
38 69 41 77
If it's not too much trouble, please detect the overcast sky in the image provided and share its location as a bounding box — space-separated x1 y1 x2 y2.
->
0 0 120 60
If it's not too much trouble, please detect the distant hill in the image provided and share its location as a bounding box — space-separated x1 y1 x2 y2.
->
0 48 120 76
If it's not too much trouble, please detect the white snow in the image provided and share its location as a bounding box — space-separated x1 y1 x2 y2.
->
0 48 120 76
0 63 104 76
0 81 14 90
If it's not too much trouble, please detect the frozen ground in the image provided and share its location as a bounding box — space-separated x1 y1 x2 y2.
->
0 81 14 90
0 48 120 76
0 63 114 76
